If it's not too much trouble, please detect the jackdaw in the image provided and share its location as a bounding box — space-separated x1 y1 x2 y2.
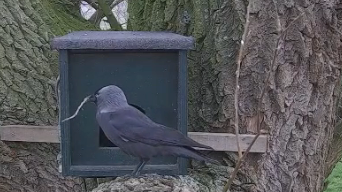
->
64 85 218 176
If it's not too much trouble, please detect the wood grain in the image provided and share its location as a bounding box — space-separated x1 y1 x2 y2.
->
0 125 267 152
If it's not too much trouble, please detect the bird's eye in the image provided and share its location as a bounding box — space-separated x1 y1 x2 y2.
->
94 87 102 97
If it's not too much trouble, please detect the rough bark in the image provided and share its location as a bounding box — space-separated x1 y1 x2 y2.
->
0 0 96 191
128 0 342 192
244 1 342 191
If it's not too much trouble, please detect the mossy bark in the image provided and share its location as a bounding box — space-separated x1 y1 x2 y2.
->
0 0 97 191
128 0 245 133
128 0 342 191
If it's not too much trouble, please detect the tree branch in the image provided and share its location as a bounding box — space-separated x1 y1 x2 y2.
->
83 0 99 9
97 0 123 30
89 0 125 25
233 0 251 159
223 1 252 191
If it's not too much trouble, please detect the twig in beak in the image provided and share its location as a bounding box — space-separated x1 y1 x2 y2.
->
62 95 91 122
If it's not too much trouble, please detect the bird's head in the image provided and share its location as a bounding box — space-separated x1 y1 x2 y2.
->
62 85 135 122
89 85 128 111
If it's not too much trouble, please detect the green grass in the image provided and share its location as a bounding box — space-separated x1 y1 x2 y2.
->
324 161 342 192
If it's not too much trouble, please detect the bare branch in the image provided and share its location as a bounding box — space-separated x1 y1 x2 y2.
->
222 133 261 192
89 9 104 25
89 0 125 24
233 0 252 159
222 2 252 191
97 0 123 30
110 0 125 8
83 0 99 9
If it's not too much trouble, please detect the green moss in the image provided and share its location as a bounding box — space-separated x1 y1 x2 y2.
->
38 0 98 36
129 0 168 31
325 160 342 192
150 0 167 30
34 0 98 76
127 0 146 30
164 0 177 24
192 0 205 40
142 0 155 30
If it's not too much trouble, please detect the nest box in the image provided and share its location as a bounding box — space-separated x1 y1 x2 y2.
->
51 31 194 177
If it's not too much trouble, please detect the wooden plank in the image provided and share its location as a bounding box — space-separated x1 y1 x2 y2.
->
0 125 59 143
0 125 267 152
188 132 267 153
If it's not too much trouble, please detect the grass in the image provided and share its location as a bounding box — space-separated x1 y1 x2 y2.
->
324 160 342 192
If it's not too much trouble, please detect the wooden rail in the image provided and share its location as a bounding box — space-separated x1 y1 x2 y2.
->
0 125 268 153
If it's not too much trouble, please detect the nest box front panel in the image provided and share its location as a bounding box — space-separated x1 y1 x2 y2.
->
65 50 184 176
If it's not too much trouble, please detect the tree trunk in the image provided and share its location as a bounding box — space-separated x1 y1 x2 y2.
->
0 0 96 191
241 1 341 191
128 0 342 191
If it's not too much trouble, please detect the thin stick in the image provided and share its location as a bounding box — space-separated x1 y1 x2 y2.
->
55 75 60 107
234 0 252 159
62 95 91 122
222 132 261 192
223 2 252 191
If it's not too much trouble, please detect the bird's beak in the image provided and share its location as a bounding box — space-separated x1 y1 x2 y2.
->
88 94 97 103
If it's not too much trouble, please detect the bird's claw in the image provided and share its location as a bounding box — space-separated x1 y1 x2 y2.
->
131 171 141 178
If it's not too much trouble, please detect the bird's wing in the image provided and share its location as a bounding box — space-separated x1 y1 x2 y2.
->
104 106 213 149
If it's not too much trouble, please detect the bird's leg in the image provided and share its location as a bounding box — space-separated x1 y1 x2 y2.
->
135 159 149 176
131 160 144 177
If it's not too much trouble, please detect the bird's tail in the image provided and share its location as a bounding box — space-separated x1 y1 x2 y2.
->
170 146 220 165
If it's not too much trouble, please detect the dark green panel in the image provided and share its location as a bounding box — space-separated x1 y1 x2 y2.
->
177 50 189 175
66 50 182 176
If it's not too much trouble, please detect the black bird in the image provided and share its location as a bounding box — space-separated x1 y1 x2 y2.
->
86 85 218 176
